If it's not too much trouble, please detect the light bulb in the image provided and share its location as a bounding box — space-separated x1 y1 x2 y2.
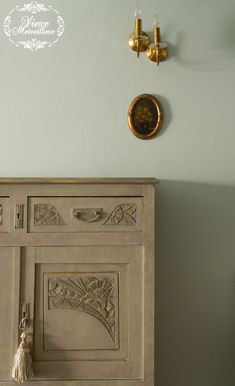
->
154 14 160 27
134 0 142 19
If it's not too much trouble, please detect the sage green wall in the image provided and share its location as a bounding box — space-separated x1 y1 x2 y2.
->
1 0 235 385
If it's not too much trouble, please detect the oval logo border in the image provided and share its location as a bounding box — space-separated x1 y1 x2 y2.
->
3 1 65 52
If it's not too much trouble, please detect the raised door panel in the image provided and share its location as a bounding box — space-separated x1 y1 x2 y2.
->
21 245 145 381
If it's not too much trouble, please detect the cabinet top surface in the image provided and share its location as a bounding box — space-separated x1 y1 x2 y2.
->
0 177 159 185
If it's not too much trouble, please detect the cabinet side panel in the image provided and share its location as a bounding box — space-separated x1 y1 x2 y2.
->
0 248 14 380
143 185 155 386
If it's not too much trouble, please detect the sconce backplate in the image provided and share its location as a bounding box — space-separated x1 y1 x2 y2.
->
147 45 168 63
128 32 150 53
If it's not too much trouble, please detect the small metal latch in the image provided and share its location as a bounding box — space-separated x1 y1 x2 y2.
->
15 204 24 229
19 302 30 329
22 302 29 319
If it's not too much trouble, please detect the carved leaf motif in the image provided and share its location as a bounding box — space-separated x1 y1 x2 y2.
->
0 205 3 225
48 276 115 341
104 204 137 225
34 204 64 226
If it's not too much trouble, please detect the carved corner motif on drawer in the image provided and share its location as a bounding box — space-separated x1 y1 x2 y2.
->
104 204 137 225
0 205 2 225
48 276 115 341
34 204 64 226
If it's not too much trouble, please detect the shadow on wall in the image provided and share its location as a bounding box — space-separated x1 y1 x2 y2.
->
164 1 235 72
156 181 235 386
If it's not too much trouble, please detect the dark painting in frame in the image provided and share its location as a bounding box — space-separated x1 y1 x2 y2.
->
128 94 163 139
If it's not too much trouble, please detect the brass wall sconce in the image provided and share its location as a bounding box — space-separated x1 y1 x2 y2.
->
128 2 168 65
146 15 168 65
128 1 150 57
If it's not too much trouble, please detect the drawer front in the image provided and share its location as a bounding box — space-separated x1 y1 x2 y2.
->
0 198 10 233
28 197 143 233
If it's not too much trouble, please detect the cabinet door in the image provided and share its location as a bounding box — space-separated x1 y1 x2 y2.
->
0 247 20 381
21 245 145 382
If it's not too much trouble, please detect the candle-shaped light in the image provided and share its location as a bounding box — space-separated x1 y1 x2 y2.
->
128 0 150 57
153 14 160 65
134 0 142 19
154 14 159 27
134 1 142 57
147 12 168 65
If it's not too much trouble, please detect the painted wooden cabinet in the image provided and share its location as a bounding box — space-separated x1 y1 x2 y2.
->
0 178 157 386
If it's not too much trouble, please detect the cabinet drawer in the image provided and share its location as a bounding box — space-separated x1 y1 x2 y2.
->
28 197 143 233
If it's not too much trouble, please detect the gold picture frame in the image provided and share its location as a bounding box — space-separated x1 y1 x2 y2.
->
128 94 163 140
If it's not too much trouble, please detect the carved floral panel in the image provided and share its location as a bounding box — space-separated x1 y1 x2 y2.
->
34 204 64 226
104 204 137 225
48 275 116 341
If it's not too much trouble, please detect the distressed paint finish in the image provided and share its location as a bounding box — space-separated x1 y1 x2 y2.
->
0 179 156 386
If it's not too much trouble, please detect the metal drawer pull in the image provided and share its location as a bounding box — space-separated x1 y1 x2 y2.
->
73 208 103 223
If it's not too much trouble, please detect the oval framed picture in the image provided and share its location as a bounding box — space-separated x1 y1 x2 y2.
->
128 94 163 140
